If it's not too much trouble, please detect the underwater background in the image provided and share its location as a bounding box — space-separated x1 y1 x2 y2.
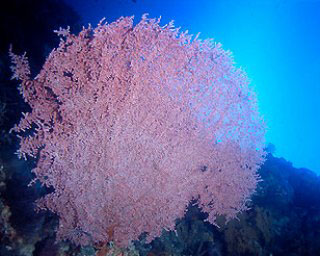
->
0 0 319 256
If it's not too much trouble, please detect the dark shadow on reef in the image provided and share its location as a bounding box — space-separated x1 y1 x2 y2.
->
0 0 81 255
1 142 320 255
134 153 320 256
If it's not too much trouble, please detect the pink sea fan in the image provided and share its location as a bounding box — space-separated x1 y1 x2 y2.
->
10 14 266 247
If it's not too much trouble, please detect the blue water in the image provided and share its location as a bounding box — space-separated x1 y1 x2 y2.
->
65 0 320 174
